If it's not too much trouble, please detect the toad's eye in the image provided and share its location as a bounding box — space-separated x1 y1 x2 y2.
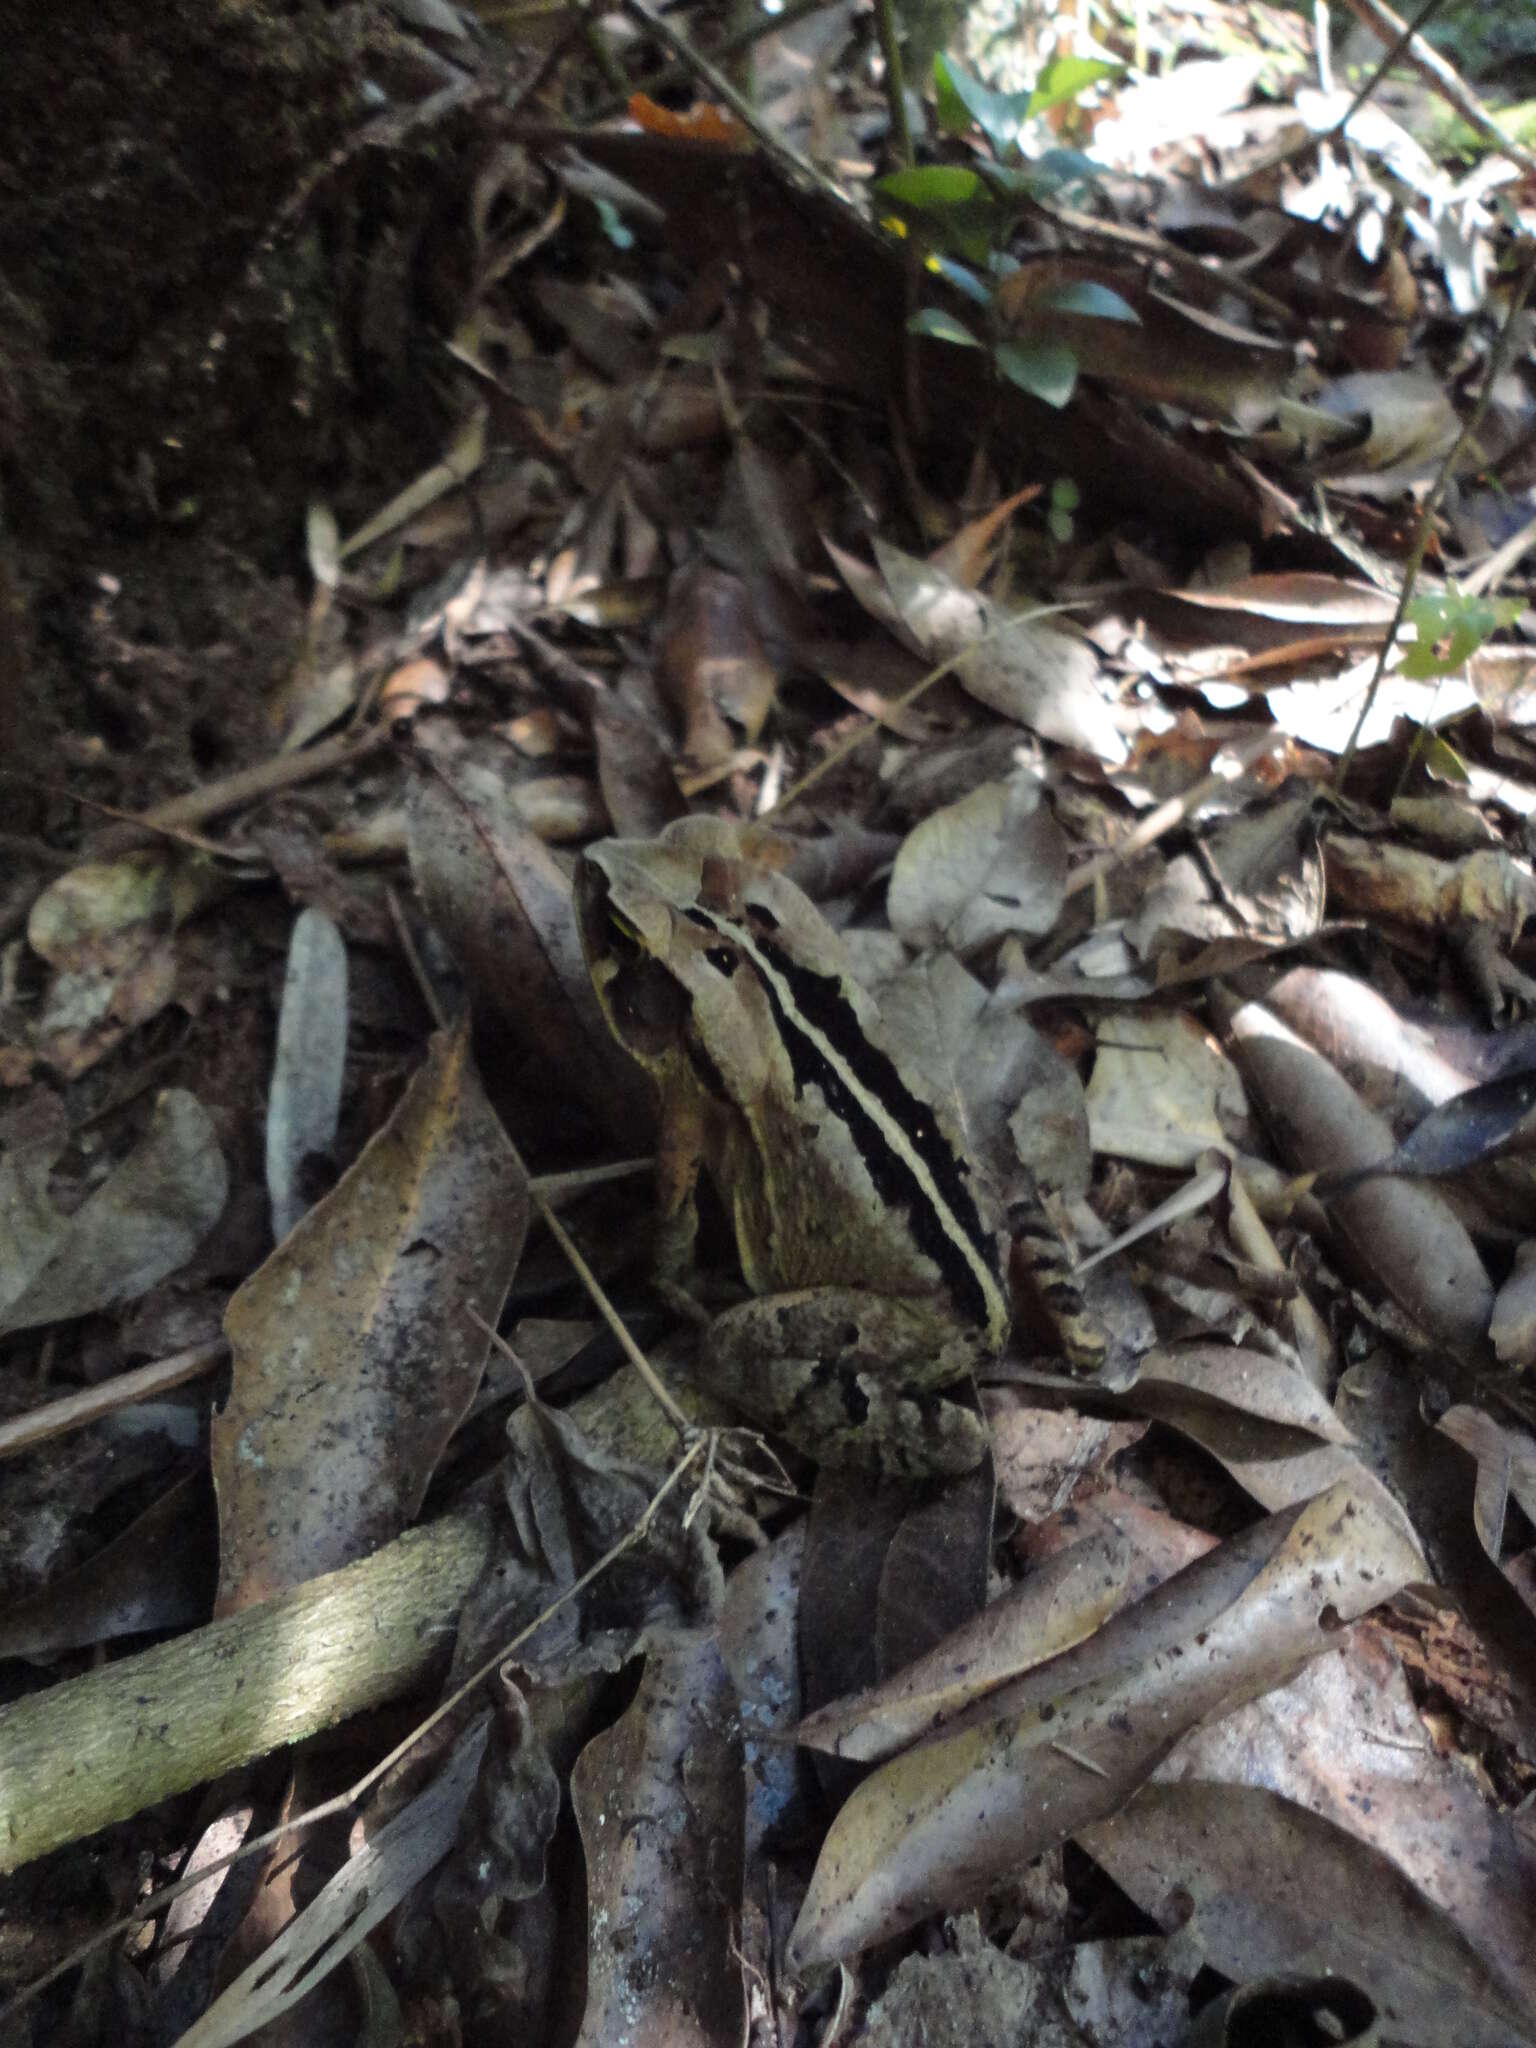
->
704 946 738 977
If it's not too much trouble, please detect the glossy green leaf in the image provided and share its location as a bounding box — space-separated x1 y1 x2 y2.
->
876 164 982 210
926 253 994 306
933 53 1032 151
1041 278 1140 323
1400 589 1522 679
908 307 981 346
1025 54 1123 118
994 338 1078 408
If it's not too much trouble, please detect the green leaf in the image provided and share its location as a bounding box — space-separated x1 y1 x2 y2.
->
926 253 994 306
932 53 1032 153
1050 476 1081 512
908 308 981 346
1047 505 1075 543
994 338 1078 408
1020 147 1104 200
1041 279 1140 323
1419 732 1470 782
1400 589 1522 679
1025 54 1123 118
876 164 982 210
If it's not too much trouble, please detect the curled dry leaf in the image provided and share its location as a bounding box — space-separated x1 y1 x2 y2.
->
407 764 653 1137
786 1481 1422 1969
1437 1404 1536 1601
1129 1345 1424 1552
1212 985 1494 1355
656 561 776 780
214 1022 527 1611
887 776 1069 955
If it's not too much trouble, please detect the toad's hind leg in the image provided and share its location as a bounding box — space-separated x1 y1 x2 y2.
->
698 1289 989 1477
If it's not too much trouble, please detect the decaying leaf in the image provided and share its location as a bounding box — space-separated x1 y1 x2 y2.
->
1213 985 1495 1355
1082 1782 1536 2048
788 1481 1421 1967
407 762 654 1138
214 1022 527 1610
571 1628 744 2048
0 1089 228 1337
887 775 1068 954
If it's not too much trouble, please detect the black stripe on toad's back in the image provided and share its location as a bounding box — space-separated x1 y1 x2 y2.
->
749 938 999 1332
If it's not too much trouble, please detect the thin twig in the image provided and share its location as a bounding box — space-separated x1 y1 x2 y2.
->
1338 0 1536 177
0 1340 228 1461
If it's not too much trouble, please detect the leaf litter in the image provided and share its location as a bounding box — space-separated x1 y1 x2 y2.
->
3 0 1536 2042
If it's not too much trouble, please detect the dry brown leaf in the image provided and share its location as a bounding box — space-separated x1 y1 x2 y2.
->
0 1089 227 1337
1213 985 1495 1355
571 1627 744 2048
214 1021 527 1611
407 762 654 1137
656 561 776 777
797 1524 1135 1764
1081 1780 1536 2048
887 776 1068 954
787 1481 1421 1967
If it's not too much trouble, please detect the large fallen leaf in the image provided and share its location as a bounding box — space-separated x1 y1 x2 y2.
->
786 1481 1420 1967
0 1089 227 1336
1212 985 1494 1354
797 1462 994 1743
571 1627 744 2048
1146 1624 1536 2008
1081 1783 1536 2048
797 1523 1135 1763
1128 1345 1424 1549
887 776 1068 954
213 1020 527 1610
